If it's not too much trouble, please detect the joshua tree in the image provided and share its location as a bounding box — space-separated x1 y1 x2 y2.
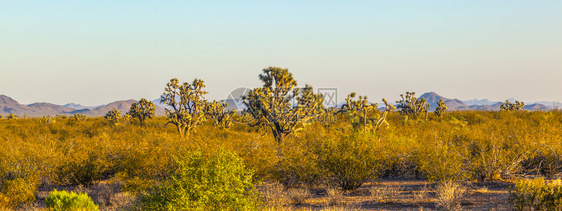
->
396 91 430 120
374 98 395 130
340 94 395 131
128 98 156 126
73 114 87 122
435 98 448 117
340 92 378 131
242 66 324 143
104 108 121 124
42 115 56 124
161 78 208 137
205 100 234 129
500 100 525 111
7 114 17 120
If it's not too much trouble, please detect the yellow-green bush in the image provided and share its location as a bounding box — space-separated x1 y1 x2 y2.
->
509 178 562 210
45 189 99 211
140 148 258 210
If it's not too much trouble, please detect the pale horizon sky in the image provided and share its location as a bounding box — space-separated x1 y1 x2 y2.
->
1 1 561 106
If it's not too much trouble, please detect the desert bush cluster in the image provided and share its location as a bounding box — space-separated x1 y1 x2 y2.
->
1 67 561 210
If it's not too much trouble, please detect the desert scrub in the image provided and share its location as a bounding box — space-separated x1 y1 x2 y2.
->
0 177 40 209
317 132 388 190
141 148 259 211
414 140 467 182
509 178 562 211
45 189 99 211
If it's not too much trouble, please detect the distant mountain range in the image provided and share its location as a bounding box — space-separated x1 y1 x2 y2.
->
0 95 165 117
0 92 558 117
418 92 551 111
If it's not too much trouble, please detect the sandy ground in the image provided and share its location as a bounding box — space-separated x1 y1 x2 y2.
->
274 179 513 211
27 179 513 210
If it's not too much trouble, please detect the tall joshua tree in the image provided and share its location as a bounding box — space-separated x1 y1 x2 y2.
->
161 78 208 137
243 66 324 143
128 98 156 126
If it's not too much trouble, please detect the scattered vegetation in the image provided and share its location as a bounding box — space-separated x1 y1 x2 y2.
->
0 67 560 210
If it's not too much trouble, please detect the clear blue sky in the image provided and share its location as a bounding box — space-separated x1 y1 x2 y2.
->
1 1 561 105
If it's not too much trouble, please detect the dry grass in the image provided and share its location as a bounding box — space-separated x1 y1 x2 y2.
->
287 188 312 205
260 182 289 208
414 184 431 203
369 184 403 203
435 180 467 211
325 187 345 206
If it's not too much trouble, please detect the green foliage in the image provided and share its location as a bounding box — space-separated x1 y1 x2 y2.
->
501 100 525 111
242 66 324 143
128 98 156 126
161 78 208 137
104 108 122 125
205 100 234 129
435 98 448 117
45 189 99 211
509 178 562 211
141 148 258 211
396 92 430 120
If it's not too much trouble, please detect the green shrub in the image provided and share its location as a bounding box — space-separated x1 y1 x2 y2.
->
509 178 562 210
45 189 99 211
141 148 259 211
